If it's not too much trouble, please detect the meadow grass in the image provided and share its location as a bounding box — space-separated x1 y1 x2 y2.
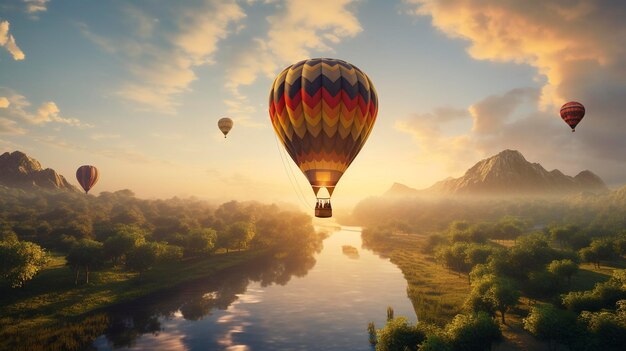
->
366 233 470 324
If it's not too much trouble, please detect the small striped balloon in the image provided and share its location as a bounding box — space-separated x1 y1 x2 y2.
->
560 101 585 132
76 165 99 194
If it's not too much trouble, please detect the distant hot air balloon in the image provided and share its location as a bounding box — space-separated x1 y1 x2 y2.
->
76 165 99 194
218 117 233 138
560 101 585 132
269 58 378 218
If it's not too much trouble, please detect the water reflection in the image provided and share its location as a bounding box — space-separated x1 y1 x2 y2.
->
342 245 360 260
97 250 319 350
9 227 416 351
92 227 416 351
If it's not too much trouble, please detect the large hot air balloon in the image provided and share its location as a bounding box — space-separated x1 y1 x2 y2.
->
76 165 99 194
560 101 585 132
269 58 378 218
218 117 233 138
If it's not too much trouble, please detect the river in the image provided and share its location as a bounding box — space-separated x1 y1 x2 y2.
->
92 226 416 350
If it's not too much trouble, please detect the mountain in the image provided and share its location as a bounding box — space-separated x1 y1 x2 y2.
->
388 149 608 196
0 151 79 192
385 182 420 197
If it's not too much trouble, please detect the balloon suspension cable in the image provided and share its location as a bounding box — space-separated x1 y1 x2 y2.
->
273 133 311 210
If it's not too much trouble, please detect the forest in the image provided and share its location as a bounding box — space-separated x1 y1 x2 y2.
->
355 190 626 351
0 186 322 349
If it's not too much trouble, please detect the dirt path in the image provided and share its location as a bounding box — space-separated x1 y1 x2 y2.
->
494 315 548 351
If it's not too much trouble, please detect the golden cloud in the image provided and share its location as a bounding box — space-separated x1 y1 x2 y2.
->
0 21 25 61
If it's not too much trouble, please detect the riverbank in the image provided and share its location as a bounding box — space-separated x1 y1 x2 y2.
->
362 232 471 325
362 230 617 350
0 249 267 343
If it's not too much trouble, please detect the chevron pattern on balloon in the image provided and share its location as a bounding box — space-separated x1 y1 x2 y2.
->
269 58 378 195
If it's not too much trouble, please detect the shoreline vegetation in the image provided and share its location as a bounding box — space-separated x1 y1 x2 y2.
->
354 194 626 350
0 187 323 350
1 249 264 337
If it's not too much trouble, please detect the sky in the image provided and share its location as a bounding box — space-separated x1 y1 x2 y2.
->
1 0 625 211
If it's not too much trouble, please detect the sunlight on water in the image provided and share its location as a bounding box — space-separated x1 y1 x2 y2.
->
93 226 415 350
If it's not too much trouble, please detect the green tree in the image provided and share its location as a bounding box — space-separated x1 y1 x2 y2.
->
228 221 255 251
125 242 163 278
0 240 49 288
375 317 426 351
103 225 145 265
465 244 493 266
499 233 557 279
578 308 626 350
550 226 574 248
562 273 626 312
523 304 578 351
435 242 470 279
524 270 559 298
445 312 501 351
418 334 451 351
580 238 618 268
184 228 217 256
486 277 520 324
496 216 526 241
66 239 103 284
0 227 18 243
465 275 519 324
465 276 497 317
547 259 579 286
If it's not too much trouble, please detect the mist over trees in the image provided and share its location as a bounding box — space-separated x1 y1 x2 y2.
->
351 187 626 235
0 187 319 288
360 187 626 351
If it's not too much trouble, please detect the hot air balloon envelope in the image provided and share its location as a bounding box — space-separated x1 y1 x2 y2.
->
76 165 99 194
560 101 585 132
218 117 233 138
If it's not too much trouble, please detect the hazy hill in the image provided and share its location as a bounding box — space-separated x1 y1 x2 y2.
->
0 151 79 192
387 149 607 197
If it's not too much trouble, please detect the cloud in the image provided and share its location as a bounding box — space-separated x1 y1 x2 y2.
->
406 0 626 107
29 101 86 126
81 1 245 113
123 5 157 38
0 88 91 128
265 0 362 63
23 0 49 17
0 21 25 60
395 89 532 173
396 106 477 173
469 88 537 134
223 0 362 125
402 0 626 184
398 87 626 185
0 117 26 135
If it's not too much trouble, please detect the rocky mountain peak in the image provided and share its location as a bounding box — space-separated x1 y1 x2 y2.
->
0 151 43 174
386 150 609 197
0 150 79 192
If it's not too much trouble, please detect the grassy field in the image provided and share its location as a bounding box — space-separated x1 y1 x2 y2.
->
365 233 471 325
364 232 618 350
0 249 265 339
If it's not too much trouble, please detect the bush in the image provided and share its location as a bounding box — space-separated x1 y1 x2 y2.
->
375 317 426 351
